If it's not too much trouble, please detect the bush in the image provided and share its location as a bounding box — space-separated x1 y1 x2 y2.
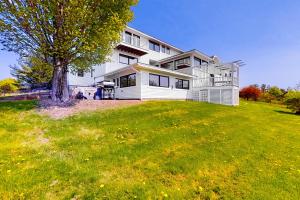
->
268 86 284 101
259 92 275 103
0 78 19 95
240 86 262 101
284 90 300 114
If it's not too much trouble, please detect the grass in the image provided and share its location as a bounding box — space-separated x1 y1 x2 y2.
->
0 100 299 199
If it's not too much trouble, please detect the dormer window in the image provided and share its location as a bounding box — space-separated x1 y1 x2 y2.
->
149 41 160 52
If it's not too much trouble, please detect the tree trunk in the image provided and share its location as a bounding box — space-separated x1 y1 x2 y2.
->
51 60 69 102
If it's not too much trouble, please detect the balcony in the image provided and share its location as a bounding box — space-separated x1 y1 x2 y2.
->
116 32 148 56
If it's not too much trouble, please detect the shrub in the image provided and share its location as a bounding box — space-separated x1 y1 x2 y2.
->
284 90 300 114
240 86 262 101
268 86 284 100
259 92 275 103
0 78 19 95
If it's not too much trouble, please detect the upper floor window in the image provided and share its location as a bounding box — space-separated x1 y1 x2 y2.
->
132 34 140 47
149 41 160 52
194 57 201 67
149 60 159 67
161 61 174 69
161 45 166 53
120 73 136 88
202 60 208 65
124 31 132 44
149 73 169 88
175 57 191 67
176 79 189 90
166 47 170 54
119 54 138 65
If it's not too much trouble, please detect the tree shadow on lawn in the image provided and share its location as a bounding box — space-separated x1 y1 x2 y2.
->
0 100 37 112
274 110 298 116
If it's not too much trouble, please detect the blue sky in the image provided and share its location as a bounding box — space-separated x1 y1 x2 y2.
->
1 0 300 88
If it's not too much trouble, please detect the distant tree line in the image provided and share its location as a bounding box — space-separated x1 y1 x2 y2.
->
240 83 300 115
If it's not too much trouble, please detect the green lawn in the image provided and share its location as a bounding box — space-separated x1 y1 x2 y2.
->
0 100 299 199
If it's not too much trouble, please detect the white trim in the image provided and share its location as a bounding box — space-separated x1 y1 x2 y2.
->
133 63 194 78
103 63 194 79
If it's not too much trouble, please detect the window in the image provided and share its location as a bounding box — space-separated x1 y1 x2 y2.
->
176 79 189 89
202 60 208 65
117 78 119 86
132 34 140 47
149 74 169 88
194 57 202 67
161 61 174 69
149 41 160 52
149 60 159 67
166 47 170 54
77 69 84 77
124 31 132 44
161 45 165 53
175 57 191 66
175 57 191 69
119 54 138 65
120 73 136 88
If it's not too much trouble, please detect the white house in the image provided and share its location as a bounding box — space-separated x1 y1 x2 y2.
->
68 26 241 105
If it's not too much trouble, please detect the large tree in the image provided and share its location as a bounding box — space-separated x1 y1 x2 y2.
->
0 0 137 102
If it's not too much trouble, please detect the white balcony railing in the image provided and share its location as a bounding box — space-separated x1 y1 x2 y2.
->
194 77 239 87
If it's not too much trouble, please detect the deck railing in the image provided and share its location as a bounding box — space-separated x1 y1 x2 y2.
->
193 77 239 87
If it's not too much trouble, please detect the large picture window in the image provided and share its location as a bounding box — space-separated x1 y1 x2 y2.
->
149 74 169 88
120 73 136 88
119 54 138 65
176 79 189 89
149 41 160 52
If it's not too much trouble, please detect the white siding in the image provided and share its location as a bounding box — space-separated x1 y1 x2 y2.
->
140 71 192 100
109 69 141 99
68 63 105 86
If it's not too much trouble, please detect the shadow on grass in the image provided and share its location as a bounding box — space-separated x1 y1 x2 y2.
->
0 100 37 112
274 110 298 116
